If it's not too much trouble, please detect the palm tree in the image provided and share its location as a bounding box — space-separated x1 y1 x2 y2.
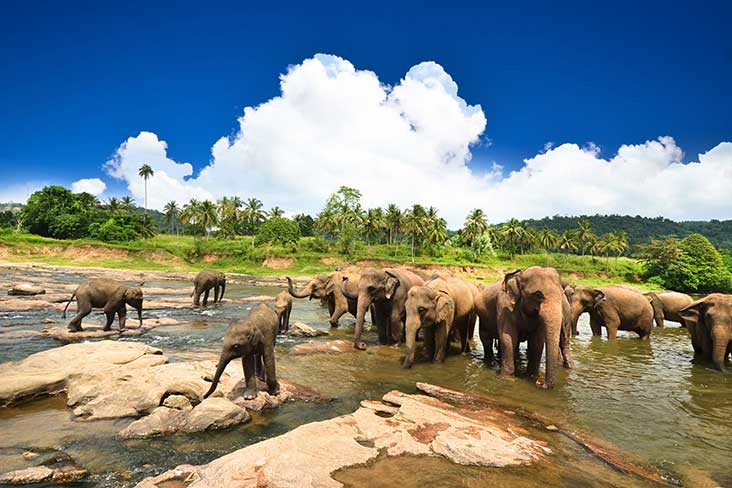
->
461 209 489 246
424 207 447 254
163 201 180 235
217 196 242 238
180 199 202 235
576 219 595 257
362 207 386 245
500 219 525 258
402 204 426 262
243 198 265 234
121 196 135 212
137 164 154 212
199 200 219 238
107 197 121 213
538 227 560 263
385 204 402 253
269 206 285 218
559 230 579 259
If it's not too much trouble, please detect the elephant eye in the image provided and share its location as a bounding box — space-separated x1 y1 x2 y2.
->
418 306 426 313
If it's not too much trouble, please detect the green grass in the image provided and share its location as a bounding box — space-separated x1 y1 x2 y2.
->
0 230 652 287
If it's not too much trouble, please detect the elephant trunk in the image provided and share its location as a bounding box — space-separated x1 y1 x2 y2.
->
541 297 563 388
403 316 421 368
138 304 143 327
287 277 311 299
711 324 730 371
340 278 359 300
353 292 372 349
219 281 226 301
203 351 235 399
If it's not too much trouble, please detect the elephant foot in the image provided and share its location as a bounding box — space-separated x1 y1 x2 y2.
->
242 388 257 400
329 322 340 329
563 358 574 369
267 382 280 396
354 341 367 351
67 326 82 333
535 378 555 389
402 360 413 369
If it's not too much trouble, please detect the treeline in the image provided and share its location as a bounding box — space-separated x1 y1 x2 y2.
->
525 215 732 251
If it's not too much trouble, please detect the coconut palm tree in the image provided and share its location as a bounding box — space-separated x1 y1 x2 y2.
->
107 197 121 213
199 200 219 238
243 198 265 234
576 219 595 257
424 207 447 254
180 199 202 235
537 227 560 263
500 219 525 258
217 196 242 238
121 196 135 212
461 209 489 246
362 207 386 245
269 206 285 219
385 204 402 253
559 230 579 260
163 200 181 235
137 164 154 213
402 204 426 262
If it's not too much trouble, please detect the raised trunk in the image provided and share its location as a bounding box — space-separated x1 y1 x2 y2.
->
287 278 311 299
403 317 421 368
203 351 235 398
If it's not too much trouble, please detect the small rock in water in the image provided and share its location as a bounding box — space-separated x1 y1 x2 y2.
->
287 322 329 337
545 425 559 432
289 339 354 356
162 395 193 410
7 284 46 296
21 451 39 460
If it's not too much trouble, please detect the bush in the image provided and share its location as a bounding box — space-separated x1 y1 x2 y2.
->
300 236 330 253
255 217 300 246
88 218 139 242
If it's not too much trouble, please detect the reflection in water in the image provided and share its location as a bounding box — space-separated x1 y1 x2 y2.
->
0 271 730 487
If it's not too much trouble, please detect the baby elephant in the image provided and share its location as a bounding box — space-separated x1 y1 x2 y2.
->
203 303 280 400
63 279 144 332
274 291 293 333
193 269 226 306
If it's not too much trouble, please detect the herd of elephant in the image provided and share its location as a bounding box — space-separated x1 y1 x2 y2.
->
60 266 732 399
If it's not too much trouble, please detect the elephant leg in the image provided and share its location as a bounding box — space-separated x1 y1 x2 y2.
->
102 311 115 331
459 315 472 353
254 353 265 382
478 319 495 364
527 329 545 376
193 289 201 306
374 302 390 345
117 306 128 330
263 347 279 395
241 355 257 400
560 323 574 368
604 316 620 340
68 299 92 332
423 328 435 361
285 306 291 332
202 289 210 306
213 285 220 303
433 325 448 363
498 322 518 378
389 306 403 345
589 314 603 336
467 313 477 343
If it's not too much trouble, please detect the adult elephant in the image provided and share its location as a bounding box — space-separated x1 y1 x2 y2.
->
193 270 226 306
286 272 363 327
679 293 732 372
62 279 144 332
402 275 477 367
644 291 694 328
474 280 501 364
566 285 653 339
203 303 279 400
341 268 424 350
497 267 573 389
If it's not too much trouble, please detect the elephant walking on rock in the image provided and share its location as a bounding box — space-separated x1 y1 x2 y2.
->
193 270 226 307
644 291 694 327
566 285 653 339
62 279 144 332
286 272 365 328
679 293 732 372
204 303 280 400
341 268 424 350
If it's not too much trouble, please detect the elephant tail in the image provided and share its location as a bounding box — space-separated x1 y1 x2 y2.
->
62 291 77 319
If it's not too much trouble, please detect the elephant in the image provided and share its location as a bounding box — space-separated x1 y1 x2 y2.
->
402 275 478 368
203 303 280 400
565 285 653 339
474 280 501 363
62 279 143 332
497 267 573 389
193 269 226 306
678 293 732 372
286 272 363 327
341 268 425 350
273 291 292 333
644 291 694 327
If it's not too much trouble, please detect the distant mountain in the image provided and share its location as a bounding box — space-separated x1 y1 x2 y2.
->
524 215 732 251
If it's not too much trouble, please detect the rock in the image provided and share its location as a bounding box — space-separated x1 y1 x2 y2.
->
21 452 39 460
41 325 146 342
0 330 43 341
163 394 192 410
135 389 547 488
0 449 88 485
0 466 54 484
119 407 188 439
7 284 46 296
182 398 250 433
289 339 354 356
287 322 329 337
0 341 165 406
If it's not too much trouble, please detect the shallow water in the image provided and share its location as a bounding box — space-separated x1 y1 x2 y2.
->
0 270 730 487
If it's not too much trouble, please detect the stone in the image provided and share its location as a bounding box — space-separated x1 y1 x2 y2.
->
181 398 250 433
0 449 88 485
135 389 547 488
21 451 39 460
7 284 46 296
118 407 188 439
287 321 329 337
289 339 354 356
0 466 54 484
163 394 192 410
41 317 184 343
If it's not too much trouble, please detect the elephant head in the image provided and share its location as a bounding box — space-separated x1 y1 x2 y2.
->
564 285 606 329
679 294 732 371
403 286 454 368
124 286 144 327
203 320 263 399
287 275 331 300
341 268 400 349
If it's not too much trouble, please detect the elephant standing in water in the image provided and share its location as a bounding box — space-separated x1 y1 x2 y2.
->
62 279 144 332
566 285 653 339
204 303 279 400
402 275 478 367
497 267 573 389
341 268 425 350
192 270 226 306
474 280 501 364
286 272 364 327
679 293 732 372
644 291 693 327
273 291 292 333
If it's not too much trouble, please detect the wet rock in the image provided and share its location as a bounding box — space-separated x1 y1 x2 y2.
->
0 466 55 484
182 398 250 433
7 284 46 296
21 452 39 461
0 341 165 406
41 317 183 343
0 449 88 485
289 339 354 356
0 330 43 341
119 407 188 439
135 389 547 488
287 322 329 337
163 394 193 410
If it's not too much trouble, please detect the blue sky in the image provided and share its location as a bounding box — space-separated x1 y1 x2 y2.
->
1 1 731 223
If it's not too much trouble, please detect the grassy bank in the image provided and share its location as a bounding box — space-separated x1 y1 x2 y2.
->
0 231 652 288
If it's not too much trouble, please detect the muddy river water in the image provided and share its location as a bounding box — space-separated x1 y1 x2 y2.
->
0 269 730 487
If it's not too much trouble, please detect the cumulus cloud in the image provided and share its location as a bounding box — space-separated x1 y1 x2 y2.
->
104 54 732 227
71 178 107 196
0 182 48 203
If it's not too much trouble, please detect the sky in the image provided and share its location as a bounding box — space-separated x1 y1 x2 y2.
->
1 0 731 227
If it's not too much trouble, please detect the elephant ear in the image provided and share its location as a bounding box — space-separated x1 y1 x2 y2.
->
435 292 455 327
324 276 336 296
592 289 606 308
248 326 264 349
679 299 706 331
384 271 400 300
502 270 522 304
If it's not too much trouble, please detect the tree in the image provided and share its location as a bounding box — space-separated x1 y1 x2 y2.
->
256 217 300 246
107 197 121 213
180 199 202 235
500 219 525 258
461 209 489 247
269 206 285 219
163 201 181 235
137 164 154 213
362 208 386 245
243 198 266 235
198 200 219 238
402 204 426 262
217 196 242 238
385 204 402 253
576 219 595 257
559 230 579 257
423 207 448 255
293 214 315 236
121 196 135 212
317 187 364 255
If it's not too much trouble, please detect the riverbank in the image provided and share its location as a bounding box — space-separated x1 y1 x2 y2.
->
0 232 652 288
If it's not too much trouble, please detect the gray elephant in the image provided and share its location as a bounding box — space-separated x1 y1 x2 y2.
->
402 275 478 367
203 303 279 400
62 279 143 332
286 272 363 327
474 280 501 364
644 290 694 328
566 285 653 339
497 267 573 389
341 268 425 350
679 293 732 371
193 269 226 306
273 291 292 333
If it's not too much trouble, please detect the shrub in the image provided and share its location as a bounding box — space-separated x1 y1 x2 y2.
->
255 217 300 246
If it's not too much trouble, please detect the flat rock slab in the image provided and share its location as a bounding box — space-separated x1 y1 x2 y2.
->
287 322 329 338
289 339 354 356
7 284 46 296
0 341 165 406
41 317 183 343
0 448 88 485
135 389 548 488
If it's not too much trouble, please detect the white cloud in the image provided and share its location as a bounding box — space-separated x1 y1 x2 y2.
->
103 53 732 227
71 178 107 196
0 182 48 203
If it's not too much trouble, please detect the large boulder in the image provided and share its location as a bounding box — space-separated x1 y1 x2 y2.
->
135 389 548 488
